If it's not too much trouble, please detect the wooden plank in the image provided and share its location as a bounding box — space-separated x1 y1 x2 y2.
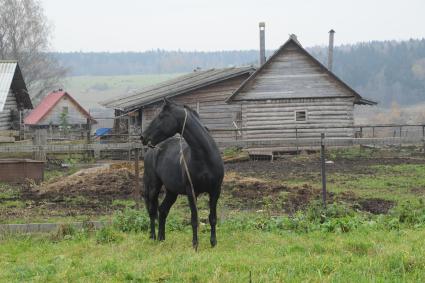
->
0 136 15 143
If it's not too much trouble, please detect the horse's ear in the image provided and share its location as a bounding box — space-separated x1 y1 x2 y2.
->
162 98 171 109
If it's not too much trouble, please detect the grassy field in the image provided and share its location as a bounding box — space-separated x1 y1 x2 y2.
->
63 74 182 109
2 148 425 281
1 227 425 282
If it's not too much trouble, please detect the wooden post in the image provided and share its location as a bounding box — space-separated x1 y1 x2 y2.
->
399 126 402 150
86 118 91 144
134 147 141 209
320 133 327 207
295 127 299 154
420 125 425 153
33 129 47 161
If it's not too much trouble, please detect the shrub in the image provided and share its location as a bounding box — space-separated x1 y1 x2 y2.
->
51 223 76 241
96 226 123 244
113 208 150 233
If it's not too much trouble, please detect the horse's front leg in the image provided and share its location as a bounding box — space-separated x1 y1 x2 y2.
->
209 191 220 247
148 197 158 240
186 187 199 250
158 192 177 241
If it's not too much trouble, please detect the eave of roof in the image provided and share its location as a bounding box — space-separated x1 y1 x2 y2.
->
226 37 377 106
101 66 255 112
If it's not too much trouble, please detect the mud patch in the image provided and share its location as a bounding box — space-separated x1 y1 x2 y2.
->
358 198 395 214
223 173 332 213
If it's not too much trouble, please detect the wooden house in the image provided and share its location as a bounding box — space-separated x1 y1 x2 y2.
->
0 61 33 131
101 67 254 142
24 90 96 131
226 35 376 142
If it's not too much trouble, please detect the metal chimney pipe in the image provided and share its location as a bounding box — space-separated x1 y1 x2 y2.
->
259 22 266 66
328 29 335 71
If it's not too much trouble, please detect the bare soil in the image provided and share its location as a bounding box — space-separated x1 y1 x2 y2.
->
3 155 420 222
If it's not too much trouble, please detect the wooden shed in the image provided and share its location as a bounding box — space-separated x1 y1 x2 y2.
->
0 61 33 132
226 35 376 142
24 90 96 131
101 67 254 142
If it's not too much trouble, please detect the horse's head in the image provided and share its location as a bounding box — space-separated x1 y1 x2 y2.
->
140 98 182 147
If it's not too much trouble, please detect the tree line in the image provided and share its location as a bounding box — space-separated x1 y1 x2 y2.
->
55 39 425 107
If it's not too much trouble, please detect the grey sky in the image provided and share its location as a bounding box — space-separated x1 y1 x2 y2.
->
42 0 425 52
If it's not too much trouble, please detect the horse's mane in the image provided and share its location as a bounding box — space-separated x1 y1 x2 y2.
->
183 104 200 119
183 104 209 132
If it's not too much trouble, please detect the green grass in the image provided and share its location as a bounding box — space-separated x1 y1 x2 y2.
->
327 164 425 201
1 227 425 282
63 74 182 108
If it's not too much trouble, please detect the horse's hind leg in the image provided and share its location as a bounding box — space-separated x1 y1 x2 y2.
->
186 187 199 250
145 178 162 240
158 191 177 241
209 191 220 247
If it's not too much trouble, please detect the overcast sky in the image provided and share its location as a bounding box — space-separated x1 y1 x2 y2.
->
41 0 425 52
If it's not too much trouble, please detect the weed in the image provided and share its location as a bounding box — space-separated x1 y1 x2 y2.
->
96 226 123 244
113 208 150 233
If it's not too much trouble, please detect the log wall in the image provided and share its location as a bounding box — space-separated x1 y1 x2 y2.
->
241 97 355 140
0 90 18 130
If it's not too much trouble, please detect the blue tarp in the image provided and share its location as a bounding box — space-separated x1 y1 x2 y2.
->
95 128 112 137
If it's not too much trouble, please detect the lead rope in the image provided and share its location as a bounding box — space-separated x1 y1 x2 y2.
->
179 108 199 224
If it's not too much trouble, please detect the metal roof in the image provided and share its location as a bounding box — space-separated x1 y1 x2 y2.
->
101 66 255 112
226 36 377 106
0 60 32 111
24 90 95 125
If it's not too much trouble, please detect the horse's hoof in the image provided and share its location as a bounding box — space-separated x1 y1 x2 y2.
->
158 236 165 241
210 238 217 247
150 234 156 240
193 242 199 252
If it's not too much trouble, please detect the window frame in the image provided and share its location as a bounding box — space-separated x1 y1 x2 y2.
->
294 110 307 122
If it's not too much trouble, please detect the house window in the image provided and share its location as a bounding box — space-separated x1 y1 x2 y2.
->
295 110 307 122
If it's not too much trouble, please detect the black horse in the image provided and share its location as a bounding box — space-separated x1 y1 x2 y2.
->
140 98 224 249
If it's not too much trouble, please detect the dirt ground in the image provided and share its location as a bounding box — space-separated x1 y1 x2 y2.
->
3 155 425 222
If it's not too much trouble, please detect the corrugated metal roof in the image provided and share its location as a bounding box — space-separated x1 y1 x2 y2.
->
0 61 18 111
0 60 32 111
101 66 254 112
24 90 95 125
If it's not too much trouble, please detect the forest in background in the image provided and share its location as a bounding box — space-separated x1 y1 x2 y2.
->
55 39 425 107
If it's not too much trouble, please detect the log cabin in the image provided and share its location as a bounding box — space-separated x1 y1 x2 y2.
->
101 67 254 142
226 34 377 143
0 61 33 132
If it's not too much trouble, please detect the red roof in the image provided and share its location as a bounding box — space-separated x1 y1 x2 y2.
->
24 90 95 125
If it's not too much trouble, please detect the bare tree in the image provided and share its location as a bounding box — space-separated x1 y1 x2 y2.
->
0 0 67 103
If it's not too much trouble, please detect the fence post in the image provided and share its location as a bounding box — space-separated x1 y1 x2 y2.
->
33 128 47 161
86 118 91 144
422 125 425 154
295 127 299 154
399 126 402 150
134 147 141 209
320 133 327 207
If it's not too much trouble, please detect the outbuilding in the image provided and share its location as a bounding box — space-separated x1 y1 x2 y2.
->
101 67 254 142
24 90 96 136
0 61 33 132
226 34 376 142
